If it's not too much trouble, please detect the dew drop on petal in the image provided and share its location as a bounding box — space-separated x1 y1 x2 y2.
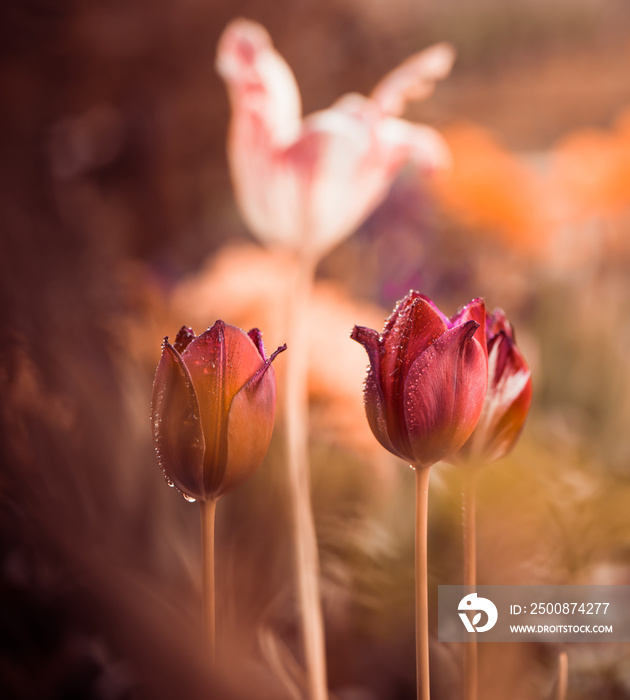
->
183 493 196 503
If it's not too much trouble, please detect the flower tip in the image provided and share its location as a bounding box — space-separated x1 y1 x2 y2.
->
173 326 195 353
269 343 287 362
426 41 457 77
225 17 270 42
350 325 370 343
461 318 481 339
247 327 265 356
370 41 457 117
350 326 381 360
216 18 272 79
487 308 514 339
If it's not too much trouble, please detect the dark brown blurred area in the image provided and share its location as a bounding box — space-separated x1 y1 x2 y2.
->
2 0 630 699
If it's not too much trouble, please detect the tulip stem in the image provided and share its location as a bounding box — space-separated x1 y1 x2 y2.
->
415 466 431 700
284 253 328 700
463 469 478 700
555 651 568 700
201 498 217 665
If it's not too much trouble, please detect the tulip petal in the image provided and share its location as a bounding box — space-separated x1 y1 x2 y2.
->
485 377 532 461
404 320 487 467
286 97 395 256
173 326 195 354
413 293 451 326
378 293 450 460
382 290 448 335
182 321 266 495
377 117 452 172
488 331 524 393
370 42 456 117
151 340 206 500
486 308 513 340
351 325 407 460
470 331 532 461
218 360 278 498
229 124 304 249
382 290 415 335
216 19 304 250
216 19 302 146
450 298 487 358
381 295 448 406
247 327 266 359
285 93 450 257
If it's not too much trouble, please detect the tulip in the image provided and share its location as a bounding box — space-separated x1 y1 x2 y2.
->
457 308 533 464
151 321 285 503
351 292 488 469
453 309 531 700
151 321 285 662
216 19 454 260
352 292 487 700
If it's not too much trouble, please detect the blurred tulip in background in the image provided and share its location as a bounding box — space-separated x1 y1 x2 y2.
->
216 18 454 259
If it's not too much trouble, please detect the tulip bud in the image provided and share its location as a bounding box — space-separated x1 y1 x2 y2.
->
457 308 532 464
151 321 286 502
351 292 488 469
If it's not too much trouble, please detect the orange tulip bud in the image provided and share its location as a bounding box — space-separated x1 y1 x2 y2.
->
151 321 286 502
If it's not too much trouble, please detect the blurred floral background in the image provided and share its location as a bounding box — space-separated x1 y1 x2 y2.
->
2 0 630 699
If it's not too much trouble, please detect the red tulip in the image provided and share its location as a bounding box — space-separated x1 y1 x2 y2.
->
151 321 286 502
351 293 488 469
216 19 454 259
457 309 532 463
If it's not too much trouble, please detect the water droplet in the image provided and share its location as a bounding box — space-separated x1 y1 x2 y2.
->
183 493 196 503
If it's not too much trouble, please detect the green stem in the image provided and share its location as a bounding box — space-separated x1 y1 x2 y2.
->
463 469 478 700
284 253 328 700
201 498 217 665
415 466 431 700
